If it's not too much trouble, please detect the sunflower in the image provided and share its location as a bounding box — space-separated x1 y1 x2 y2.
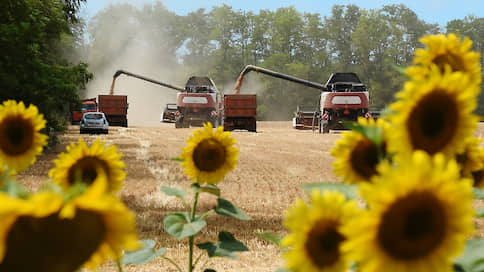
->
342 151 475 272
331 117 387 183
49 138 126 193
59 171 140 270
0 191 72 272
180 122 238 185
387 66 479 158
406 33 481 85
282 190 361 272
0 100 48 172
456 136 483 177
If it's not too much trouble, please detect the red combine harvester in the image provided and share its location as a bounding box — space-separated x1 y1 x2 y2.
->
231 65 372 133
110 70 222 128
71 98 97 125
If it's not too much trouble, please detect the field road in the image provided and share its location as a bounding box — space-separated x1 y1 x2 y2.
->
17 121 484 272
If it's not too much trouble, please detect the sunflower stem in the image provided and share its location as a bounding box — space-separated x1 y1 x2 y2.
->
116 258 123 272
188 190 200 272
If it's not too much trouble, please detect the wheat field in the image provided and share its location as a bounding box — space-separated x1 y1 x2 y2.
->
16 121 484 272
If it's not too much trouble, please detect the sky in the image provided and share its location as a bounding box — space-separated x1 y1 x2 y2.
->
80 0 484 27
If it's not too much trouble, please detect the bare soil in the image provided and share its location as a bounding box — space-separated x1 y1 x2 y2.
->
16 121 484 272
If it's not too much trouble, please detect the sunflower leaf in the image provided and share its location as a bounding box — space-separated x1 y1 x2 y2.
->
254 231 282 246
300 183 358 199
197 231 248 259
164 212 206 239
161 186 187 199
1 179 30 199
477 209 484 218
122 239 166 265
191 183 221 196
473 188 484 199
171 157 184 162
344 121 383 145
454 239 484 272
391 64 407 75
214 198 251 220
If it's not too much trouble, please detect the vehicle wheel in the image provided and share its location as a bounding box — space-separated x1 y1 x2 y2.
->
182 119 190 128
175 118 183 128
322 123 330 134
249 118 257 132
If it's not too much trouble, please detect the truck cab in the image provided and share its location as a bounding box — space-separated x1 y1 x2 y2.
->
71 98 98 125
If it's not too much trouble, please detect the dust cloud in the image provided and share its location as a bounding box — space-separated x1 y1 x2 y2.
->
83 4 185 127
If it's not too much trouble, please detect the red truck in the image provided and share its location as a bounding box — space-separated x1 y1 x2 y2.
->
223 94 257 132
71 98 97 125
98 95 128 127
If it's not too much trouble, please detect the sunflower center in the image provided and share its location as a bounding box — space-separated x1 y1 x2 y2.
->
472 170 484 188
350 138 380 180
433 53 465 73
67 156 109 185
378 191 446 260
0 209 106 272
192 138 226 172
305 220 345 268
406 91 458 154
0 115 35 156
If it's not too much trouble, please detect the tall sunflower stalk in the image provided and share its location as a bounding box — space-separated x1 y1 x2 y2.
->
122 123 250 272
275 33 484 272
0 100 139 272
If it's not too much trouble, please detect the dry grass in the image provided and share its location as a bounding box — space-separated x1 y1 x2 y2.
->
16 121 484 272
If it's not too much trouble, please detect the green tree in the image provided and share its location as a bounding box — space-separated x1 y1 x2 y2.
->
0 0 92 131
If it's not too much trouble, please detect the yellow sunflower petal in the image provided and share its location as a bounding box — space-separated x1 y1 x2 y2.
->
0 100 48 172
387 67 479 158
180 123 238 185
406 33 481 86
331 117 388 183
60 174 140 270
49 138 126 193
342 151 475 272
282 190 362 272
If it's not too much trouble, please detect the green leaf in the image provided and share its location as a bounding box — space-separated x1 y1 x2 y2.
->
197 231 249 259
122 239 166 265
0 179 31 199
275 269 291 272
344 121 383 145
454 239 484 272
300 183 358 200
391 64 407 75
171 157 184 162
214 198 251 220
190 183 221 196
477 209 484 218
254 232 282 246
474 188 484 199
161 186 187 199
163 212 206 239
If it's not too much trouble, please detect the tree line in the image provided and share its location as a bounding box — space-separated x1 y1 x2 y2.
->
1 1 483 128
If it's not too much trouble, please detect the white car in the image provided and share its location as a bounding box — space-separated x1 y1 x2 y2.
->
80 112 109 134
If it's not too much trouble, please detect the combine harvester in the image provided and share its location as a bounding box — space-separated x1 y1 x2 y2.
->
231 65 372 133
109 70 222 128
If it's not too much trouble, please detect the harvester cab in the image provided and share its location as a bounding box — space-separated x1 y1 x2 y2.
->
176 76 222 128
319 72 370 133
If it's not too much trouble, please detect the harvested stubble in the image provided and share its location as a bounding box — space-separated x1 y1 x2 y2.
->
16 121 484 272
